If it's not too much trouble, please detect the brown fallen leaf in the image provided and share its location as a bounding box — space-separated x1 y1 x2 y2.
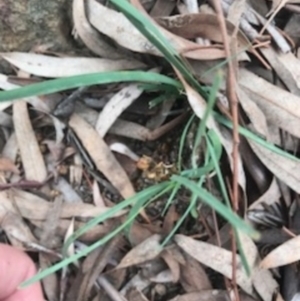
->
179 253 212 293
87 0 226 60
261 235 300 269
117 234 163 269
174 234 253 295
68 113 135 199
0 189 126 220
13 101 47 182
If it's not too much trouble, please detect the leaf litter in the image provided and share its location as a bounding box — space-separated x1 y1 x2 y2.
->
2 0 300 300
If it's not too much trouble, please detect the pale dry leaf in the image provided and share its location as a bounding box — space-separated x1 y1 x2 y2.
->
0 208 38 248
109 142 140 162
31 219 111 243
39 254 59 301
92 180 105 207
1 52 146 78
168 290 257 301
237 231 279 301
0 157 19 174
87 0 226 60
72 0 125 59
149 269 174 283
261 235 300 269
69 153 83 186
260 48 300 96
174 234 253 295
156 13 249 50
64 218 76 258
126 288 150 301
239 68 300 139
177 71 246 191
237 86 269 138
0 189 126 220
248 178 281 210
69 113 135 199
2 133 18 162
96 84 144 137
40 195 63 248
249 140 300 194
13 101 47 182
117 234 163 269
53 177 83 203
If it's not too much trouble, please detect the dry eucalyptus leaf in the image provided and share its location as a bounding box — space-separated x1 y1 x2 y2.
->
0 157 19 174
0 208 38 248
72 0 125 59
96 84 144 137
69 113 135 199
260 48 300 96
249 140 300 194
179 253 212 293
248 178 281 210
239 68 300 139
87 0 226 60
156 13 249 50
160 250 181 283
13 101 47 182
117 234 163 269
175 234 253 295
237 86 269 138
261 235 300 269
237 231 279 301
0 189 126 220
168 290 257 301
1 52 146 78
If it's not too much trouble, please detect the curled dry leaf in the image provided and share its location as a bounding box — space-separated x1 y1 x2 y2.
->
174 234 253 295
1 52 146 78
13 101 47 182
239 68 300 139
72 0 125 59
87 0 226 60
117 234 163 269
69 113 135 199
261 235 300 269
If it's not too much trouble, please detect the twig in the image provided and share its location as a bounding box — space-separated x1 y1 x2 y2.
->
210 1 240 300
